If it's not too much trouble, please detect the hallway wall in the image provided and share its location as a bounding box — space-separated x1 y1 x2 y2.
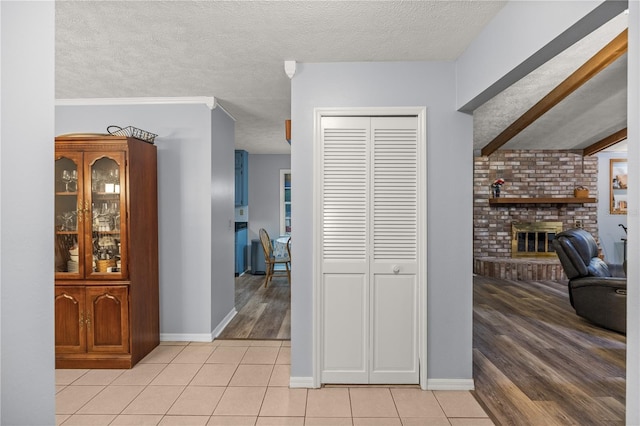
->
291 61 474 384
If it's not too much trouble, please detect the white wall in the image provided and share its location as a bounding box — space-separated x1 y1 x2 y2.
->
0 2 56 424
596 151 628 265
291 62 474 383
56 101 236 340
248 154 291 266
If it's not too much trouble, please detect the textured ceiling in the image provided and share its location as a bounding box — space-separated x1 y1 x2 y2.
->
56 1 627 155
55 0 506 154
473 12 628 152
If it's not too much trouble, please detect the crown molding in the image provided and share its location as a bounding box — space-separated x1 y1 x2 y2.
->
55 96 236 121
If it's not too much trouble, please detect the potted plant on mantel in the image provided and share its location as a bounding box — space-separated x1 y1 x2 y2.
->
491 178 505 198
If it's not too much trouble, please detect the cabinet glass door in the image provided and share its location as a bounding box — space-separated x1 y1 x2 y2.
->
55 153 84 277
86 153 127 279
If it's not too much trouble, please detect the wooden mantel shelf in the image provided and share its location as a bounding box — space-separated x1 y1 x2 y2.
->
489 197 596 205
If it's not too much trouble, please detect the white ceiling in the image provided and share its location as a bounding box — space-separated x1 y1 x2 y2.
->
55 1 627 155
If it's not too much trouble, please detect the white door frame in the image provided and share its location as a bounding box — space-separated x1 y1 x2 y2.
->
312 107 428 389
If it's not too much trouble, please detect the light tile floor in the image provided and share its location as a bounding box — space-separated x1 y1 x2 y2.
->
56 340 494 426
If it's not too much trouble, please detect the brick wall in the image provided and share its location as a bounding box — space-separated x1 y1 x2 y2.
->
474 150 598 260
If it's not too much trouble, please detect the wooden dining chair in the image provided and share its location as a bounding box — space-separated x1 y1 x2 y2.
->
259 228 290 287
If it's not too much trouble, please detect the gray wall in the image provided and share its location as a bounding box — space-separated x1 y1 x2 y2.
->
0 2 56 424
248 154 291 266
56 102 235 339
211 108 236 330
1 0 638 422
288 0 635 387
626 3 640 423
291 62 474 381
596 151 628 265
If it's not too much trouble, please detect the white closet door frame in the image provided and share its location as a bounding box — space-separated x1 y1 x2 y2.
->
312 107 427 389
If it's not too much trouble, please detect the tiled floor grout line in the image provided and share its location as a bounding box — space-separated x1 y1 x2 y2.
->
115 345 181 420
191 343 233 417
56 340 494 425
117 358 167 419
112 377 146 420
389 387 402 420
349 388 358 422
432 390 444 420
164 352 205 417
155 344 203 419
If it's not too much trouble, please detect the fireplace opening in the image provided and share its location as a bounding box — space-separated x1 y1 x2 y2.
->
511 222 563 258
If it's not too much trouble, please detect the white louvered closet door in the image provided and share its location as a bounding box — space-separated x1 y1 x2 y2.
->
320 116 420 385
320 116 370 384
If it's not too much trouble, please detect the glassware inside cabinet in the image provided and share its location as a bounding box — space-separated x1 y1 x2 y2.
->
55 156 80 273
90 157 123 273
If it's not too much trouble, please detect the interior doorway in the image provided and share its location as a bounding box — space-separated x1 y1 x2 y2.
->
221 156 292 340
217 273 291 339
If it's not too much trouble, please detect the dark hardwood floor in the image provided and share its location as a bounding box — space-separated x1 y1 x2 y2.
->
472 275 626 425
218 273 290 340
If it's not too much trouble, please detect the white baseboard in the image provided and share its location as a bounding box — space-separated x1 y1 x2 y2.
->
426 378 475 390
159 308 237 343
212 308 238 338
290 376 473 390
160 333 213 342
290 376 315 388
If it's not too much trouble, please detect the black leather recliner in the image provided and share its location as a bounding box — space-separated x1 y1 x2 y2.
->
553 228 626 334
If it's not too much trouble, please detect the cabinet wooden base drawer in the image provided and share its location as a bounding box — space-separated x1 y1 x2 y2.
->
56 354 133 369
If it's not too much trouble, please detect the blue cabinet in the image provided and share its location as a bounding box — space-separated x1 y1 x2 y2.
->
235 225 247 275
235 150 248 206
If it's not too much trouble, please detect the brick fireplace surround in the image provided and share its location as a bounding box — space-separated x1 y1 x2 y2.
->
474 150 598 281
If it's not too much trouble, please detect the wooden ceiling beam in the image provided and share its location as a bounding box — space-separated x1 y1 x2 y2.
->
582 127 627 156
480 29 628 157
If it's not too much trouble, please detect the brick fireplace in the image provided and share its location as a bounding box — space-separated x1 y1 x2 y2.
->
474 150 598 280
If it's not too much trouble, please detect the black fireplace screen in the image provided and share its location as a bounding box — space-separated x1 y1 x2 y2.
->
516 232 556 254
512 222 562 257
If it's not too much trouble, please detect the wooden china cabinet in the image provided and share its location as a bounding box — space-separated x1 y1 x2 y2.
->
54 135 159 368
